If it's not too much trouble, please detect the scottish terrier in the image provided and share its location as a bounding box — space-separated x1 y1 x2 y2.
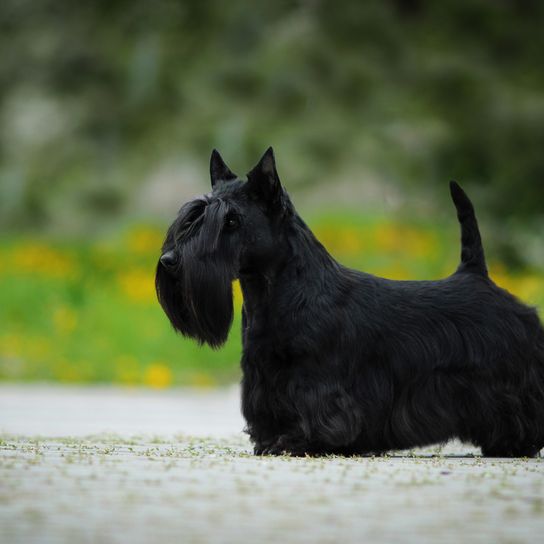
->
156 148 544 457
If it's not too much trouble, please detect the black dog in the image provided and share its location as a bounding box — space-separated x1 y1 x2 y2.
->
156 148 544 457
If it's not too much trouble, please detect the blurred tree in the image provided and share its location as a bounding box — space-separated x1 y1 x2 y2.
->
0 0 543 251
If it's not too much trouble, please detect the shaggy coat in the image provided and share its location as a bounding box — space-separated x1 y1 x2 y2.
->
156 148 544 457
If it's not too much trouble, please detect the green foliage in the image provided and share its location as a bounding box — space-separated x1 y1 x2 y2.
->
0 226 242 385
0 217 542 385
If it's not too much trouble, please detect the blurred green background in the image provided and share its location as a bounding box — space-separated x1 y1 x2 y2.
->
1 0 543 387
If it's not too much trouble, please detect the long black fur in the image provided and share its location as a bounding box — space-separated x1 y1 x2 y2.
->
156 194 240 347
156 148 544 457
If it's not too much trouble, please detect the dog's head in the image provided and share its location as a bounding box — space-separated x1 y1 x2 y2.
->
155 147 291 348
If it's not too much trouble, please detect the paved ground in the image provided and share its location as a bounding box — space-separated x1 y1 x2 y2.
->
1 385 543 544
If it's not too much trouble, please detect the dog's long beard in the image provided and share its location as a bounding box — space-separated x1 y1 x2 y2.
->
155 197 239 348
156 257 235 348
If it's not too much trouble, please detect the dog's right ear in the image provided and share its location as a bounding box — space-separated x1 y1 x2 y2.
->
210 149 237 188
246 147 283 210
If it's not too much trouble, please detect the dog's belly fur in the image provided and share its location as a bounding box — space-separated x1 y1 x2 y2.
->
241 271 544 456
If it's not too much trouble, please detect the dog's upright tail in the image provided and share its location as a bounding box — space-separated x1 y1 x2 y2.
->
449 181 488 276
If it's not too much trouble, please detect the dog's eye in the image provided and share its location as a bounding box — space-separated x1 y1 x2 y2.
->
225 216 239 230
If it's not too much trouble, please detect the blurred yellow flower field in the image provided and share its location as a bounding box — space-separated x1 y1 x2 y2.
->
144 363 174 388
0 217 542 386
10 243 78 279
118 269 157 303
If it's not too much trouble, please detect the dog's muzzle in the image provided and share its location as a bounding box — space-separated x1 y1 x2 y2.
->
160 250 177 269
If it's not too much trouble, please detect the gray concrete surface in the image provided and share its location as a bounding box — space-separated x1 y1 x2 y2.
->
1 385 543 544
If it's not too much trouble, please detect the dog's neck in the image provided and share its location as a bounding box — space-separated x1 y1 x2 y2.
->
239 213 339 320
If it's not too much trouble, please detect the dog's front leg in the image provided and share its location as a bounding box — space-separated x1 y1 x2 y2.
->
258 387 364 456
252 429 303 455
248 416 312 456
253 437 279 456
260 434 311 457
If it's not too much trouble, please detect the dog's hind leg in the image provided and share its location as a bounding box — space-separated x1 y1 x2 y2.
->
480 440 542 458
471 380 544 458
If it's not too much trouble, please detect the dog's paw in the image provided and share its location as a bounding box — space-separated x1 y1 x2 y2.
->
261 444 288 456
252 436 288 456
253 444 268 456
253 439 277 456
259 436 309 457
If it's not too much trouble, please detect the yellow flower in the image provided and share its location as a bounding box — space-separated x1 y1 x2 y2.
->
314 226 365 256
11 243 77 279
510 275 543 303
118 269 156 303
144 363 173 388
373 224 436 257
126 226 164 255
490 265 544 304
375 263 412 280
233 280 244 310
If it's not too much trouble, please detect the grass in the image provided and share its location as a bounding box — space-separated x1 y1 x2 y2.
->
0 213 542 386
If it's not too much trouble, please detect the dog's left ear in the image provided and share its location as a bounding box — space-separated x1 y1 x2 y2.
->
210 149 237 188
246 147 283 209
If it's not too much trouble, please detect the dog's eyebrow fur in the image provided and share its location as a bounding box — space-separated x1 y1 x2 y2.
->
198 198 232 251
172 197 208 242
170 196 235 249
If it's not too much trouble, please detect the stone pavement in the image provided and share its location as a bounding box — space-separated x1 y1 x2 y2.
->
1 385 543 544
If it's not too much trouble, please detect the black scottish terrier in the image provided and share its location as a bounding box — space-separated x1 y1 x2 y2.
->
156 148 544 457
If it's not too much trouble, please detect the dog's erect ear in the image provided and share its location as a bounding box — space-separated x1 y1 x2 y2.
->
246 147 283 208
210 149 237 188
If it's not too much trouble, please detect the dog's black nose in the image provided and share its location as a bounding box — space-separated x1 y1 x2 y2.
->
160 250 177 268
